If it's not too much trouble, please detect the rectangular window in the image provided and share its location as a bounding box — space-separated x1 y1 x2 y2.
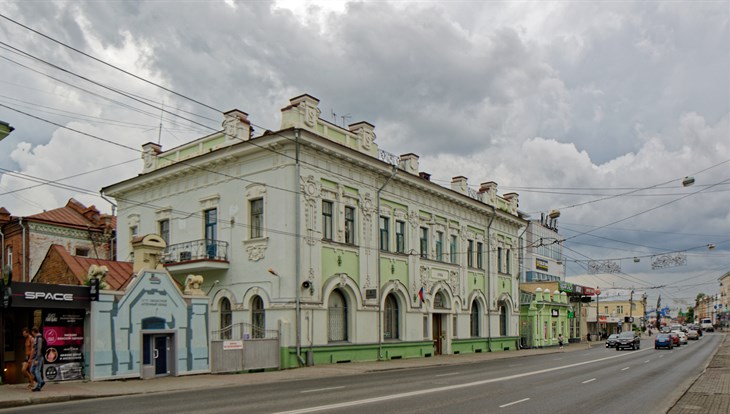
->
129 225 138 241
467 240 474 268
204 208 217 258
250 198 263 239
379 216 390 251
158 219 170 245
453 315 458 337
506 249 511 273
450 235 458 264
477 242 483 269
497 247 503 273
419 227 429 259
435 231 444 261
423 315 429 339
322 200 333 240
75 247 89 257
344 206 355 244
395 220 405 253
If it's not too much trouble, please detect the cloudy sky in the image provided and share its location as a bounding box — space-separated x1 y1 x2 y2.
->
0 0 728 312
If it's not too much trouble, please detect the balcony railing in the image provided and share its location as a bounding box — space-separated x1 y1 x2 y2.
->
163 239 229 264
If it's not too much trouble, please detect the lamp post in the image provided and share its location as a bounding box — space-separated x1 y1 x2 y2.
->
596 287 601 339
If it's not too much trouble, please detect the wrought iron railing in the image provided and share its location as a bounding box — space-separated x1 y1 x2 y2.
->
212 322 278 341
163 239 229 264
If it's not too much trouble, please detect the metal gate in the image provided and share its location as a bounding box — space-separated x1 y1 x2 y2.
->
211 322 280 373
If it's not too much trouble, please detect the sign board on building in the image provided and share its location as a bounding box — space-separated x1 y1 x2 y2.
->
223 340 244 350
583 287 596 296
536 258 549 271
558 281 573 293
551 309 559 317
10 282 91 309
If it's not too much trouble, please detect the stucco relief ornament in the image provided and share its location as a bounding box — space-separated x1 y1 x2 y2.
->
408 211 420 229
338 273 347 287
246 243 267 261
450 270 459 291
304 103 318 128
460 226 469 241
301 175 320 201
142 146 156 170
360 129 374 150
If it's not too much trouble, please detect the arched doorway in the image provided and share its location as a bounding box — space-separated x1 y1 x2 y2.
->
220 297 232 340
328 289 348 342
384 293 400 340
251 295 265 338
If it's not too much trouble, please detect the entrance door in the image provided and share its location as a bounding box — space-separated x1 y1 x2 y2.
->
432 314 443 355
154 336 169 376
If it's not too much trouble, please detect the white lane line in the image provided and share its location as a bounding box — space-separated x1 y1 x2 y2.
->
499 398 530 408
435 372 460 377
301 386 345 394
582 378 596 384
659 355 664 358
644 360 650 363
621 367 630 371
274 348 651 414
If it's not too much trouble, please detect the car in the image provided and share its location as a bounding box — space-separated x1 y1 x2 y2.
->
655 333 673 349
687 329 700 340
660 326 671 333
606 334 620 348
616 331 641 350
668 332 680 347
701 318 714 332
677 331 688 345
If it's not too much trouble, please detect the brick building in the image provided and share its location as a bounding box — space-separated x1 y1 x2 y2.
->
0 198 116 282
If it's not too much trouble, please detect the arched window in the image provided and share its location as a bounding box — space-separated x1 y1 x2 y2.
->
328 289 348 342
499 303 508 336
470 301 480 337
251 295 265 339
384 294 399 340
220 297 232 340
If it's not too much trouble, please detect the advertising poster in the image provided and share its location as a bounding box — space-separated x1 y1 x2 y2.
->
42 310 85 381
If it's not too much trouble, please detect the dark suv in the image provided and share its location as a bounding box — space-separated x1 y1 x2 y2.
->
616 331 641 350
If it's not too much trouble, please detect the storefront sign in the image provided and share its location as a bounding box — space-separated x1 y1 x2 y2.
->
558 281 573 293
583 287 596 296
536 258 549 271
10 282 90 309
43 309 85 381
551 309 559 317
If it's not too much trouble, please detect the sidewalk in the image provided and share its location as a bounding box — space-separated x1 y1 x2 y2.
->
0 337 725 411
669 333 730 413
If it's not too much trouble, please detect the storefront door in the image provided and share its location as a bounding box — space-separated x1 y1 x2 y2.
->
432 314 443 355
142 333 173 378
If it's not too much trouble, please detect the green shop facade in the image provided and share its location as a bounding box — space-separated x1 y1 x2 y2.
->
520 283 580 349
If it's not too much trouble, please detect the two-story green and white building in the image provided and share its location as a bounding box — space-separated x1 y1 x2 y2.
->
102 94 527 368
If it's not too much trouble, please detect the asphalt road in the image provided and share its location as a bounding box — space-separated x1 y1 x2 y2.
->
2 334 722 414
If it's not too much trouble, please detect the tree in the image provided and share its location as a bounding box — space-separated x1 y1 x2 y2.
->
695 293 707 307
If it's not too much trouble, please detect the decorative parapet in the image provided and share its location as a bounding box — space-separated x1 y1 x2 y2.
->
280 94 379 158
398 153 419 175
140 110 251 173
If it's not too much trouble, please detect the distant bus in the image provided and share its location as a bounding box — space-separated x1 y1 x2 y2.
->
700 318 714 332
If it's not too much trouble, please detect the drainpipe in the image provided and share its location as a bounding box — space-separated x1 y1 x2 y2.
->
0 226 4 272
19 217 26 282
376 165 397 360
294 129 305 367
486 205 495 352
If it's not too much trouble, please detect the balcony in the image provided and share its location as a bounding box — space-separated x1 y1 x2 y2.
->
162 239 230 273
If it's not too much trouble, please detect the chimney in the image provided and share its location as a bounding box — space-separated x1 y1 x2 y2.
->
0 207 11 225
398 153 420 175
131 234 167 273
479 181 498 204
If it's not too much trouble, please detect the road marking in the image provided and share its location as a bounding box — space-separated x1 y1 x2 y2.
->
644 360 650 363
621 367 630 371
508 364 522 367
551 358 564 361
435 372 460 377
499 398 530 408
659 355 664 358
582 378 596 384
301 386 345 394
274 348 651 414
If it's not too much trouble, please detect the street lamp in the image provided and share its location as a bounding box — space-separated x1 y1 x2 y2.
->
0 121 13 141
596 287 601 338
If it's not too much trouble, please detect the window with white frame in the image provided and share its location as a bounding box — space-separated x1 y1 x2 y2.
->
322 200 333 240
379 216 390 251
435 231 444 261
477 242 483 269
497 247 503 273
250 198 263 239
467 240 474 268
419 227 429 259
344 206 356 244
158 219 170 246
395 220 405 253
450 234 458 264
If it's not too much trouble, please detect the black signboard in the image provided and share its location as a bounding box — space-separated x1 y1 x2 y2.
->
10 282 91 309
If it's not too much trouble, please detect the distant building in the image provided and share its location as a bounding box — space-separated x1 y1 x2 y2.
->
522 219 564 283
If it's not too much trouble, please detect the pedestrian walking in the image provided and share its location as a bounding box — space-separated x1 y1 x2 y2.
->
30 327 45 392
21 328 36 389
558 333 564 349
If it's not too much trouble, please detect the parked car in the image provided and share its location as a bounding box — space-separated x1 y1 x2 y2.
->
606 334 620 348
655 333 673 349
701 318 714 332
616 331 641 350
689 324 703 336
686 329 700 340
669 332 680 347
660 326 671 333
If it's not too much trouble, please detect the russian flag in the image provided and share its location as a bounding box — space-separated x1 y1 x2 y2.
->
418 287 424 303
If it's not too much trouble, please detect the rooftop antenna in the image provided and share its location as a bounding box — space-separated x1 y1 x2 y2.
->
340 114 351 127
331 109 337 123
157 100 165 144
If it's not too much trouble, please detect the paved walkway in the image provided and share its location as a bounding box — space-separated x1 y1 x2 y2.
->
0 336 727 412
669 333 730 414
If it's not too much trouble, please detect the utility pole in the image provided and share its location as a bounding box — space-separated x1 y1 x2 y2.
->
629 289 634 331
